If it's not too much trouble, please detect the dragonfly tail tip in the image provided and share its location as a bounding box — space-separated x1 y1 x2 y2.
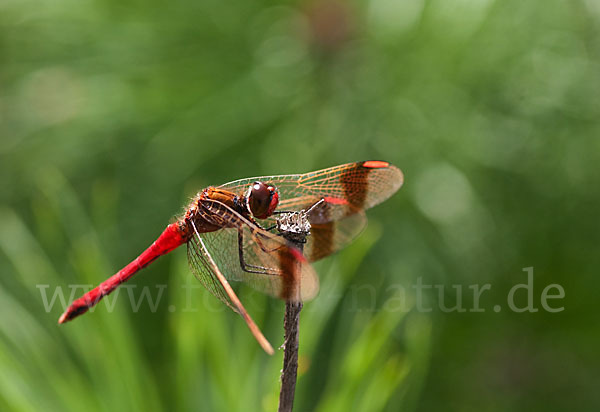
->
58 311 68 324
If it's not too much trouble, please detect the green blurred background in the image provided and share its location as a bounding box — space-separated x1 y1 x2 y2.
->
1 0 599 411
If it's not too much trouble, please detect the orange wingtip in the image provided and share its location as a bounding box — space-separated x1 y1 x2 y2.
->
362 160 390 169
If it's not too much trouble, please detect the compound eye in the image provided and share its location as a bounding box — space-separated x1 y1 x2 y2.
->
248 181 278 218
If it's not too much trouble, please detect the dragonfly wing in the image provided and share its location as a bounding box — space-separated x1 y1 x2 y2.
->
304 211 368 262
218 161 403 221
195 199 319 302
187 229 237 312
187 223 274 354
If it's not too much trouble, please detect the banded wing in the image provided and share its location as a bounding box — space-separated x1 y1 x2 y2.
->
219 160 402 220
218 160 402 261
304 210 368 263
189 199 319 303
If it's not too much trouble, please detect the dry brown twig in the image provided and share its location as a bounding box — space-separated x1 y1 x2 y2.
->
276 207 313 412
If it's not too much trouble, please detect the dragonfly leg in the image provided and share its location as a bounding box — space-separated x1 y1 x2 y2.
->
305 198 326 214
237 230 280 275
272 198 326 215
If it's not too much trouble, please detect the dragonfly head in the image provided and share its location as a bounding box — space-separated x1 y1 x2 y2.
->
246 181 279 219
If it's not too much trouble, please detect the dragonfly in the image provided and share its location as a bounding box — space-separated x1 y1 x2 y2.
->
58 160 403 354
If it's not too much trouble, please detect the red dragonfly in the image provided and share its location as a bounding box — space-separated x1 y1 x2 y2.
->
59 160 403 354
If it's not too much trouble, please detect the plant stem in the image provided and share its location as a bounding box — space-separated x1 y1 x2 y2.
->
278 300 303 412
276 209 311 412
